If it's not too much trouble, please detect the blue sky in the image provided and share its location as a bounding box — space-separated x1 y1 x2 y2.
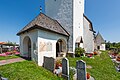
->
85 0 120 42
0 0 120 43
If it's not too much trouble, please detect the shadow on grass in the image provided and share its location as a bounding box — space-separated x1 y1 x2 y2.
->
17 55 32 61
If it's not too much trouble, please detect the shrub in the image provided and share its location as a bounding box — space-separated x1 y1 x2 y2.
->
75 47 85 57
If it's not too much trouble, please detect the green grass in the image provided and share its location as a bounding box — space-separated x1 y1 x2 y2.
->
68 51 120 80
0 61 63 80
0 55 20 61
0 51 120 80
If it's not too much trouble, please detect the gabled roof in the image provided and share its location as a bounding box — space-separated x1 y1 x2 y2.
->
17 13 69 36
95 32 105 44
76 36 83 43
83 14 96 33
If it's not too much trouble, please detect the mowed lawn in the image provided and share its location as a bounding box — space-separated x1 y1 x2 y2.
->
0 55 20 61
0 61 63 80
0 51 120 80
68 51 120 80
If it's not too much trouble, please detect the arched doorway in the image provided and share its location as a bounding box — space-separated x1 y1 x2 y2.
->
23 36 31 60
56 39 67 57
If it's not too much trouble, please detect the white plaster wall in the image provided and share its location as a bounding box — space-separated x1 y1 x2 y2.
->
83 17 94 53
38 29 68 66
19 29 38 62
100 44 106 51
73 0 84 51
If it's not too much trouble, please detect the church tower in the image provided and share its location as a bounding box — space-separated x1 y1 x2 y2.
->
73 0 84 51
45 0 85 52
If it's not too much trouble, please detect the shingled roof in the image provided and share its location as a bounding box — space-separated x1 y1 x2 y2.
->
17 13 69 36
95 32 105 44
83 14 96 33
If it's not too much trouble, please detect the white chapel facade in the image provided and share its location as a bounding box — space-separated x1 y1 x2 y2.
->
17 0 96 66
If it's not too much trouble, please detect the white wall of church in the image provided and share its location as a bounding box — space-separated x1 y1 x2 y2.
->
73 0 84 51
38 29 68 66
19 29 38 62
83 17 94 53
45 0 96 53
100 44 106 51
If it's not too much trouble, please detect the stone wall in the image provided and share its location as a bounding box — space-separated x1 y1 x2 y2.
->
45 0 73 52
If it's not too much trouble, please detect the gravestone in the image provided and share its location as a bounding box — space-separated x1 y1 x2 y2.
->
0 74 2 80
0 74 8 80
62 58 69 80
43 56 55 72
76 60 86 80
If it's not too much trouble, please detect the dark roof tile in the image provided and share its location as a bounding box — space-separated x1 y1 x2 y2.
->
17 13 69 36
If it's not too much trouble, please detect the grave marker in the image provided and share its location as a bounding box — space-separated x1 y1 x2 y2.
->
76 60 86 80
62 58 69 80
43 56 55 72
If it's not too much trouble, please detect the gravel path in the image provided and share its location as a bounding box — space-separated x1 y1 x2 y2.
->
0 58 25 66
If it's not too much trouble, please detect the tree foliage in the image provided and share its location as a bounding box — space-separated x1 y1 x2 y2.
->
106 41 120 52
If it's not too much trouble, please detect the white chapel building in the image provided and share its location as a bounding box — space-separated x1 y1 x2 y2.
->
17 0 95 66
94 32 106 51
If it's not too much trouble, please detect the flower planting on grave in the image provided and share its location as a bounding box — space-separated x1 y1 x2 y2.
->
93 51 98 55
87 53 93 58
116 54 120 61
0 51 20 57
108 50 120 59
54 59 62 76
68 51 120 80
55 59 62 69
0 46 20 60
86 72 90 79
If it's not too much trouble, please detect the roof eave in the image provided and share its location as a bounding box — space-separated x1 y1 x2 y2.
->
17 25 70 37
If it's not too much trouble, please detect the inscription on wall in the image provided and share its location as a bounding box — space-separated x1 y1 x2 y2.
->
39 41 52 52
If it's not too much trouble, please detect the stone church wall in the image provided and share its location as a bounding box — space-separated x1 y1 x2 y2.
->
45 0 73 52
